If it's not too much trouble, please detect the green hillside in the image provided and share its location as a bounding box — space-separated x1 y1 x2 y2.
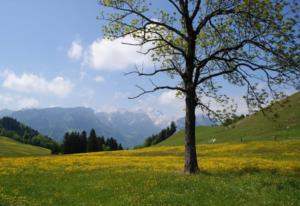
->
159 92 300 146
0 136 50 157
0 117 60 154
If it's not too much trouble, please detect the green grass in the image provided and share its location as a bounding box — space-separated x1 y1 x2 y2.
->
1 169 299 206
159 92 300 146
0 136 50 157
0 140 299 206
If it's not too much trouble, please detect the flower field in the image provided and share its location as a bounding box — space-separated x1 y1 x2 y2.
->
1 140 299 175
0 140 299 205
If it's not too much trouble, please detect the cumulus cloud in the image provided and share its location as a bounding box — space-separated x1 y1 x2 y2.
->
17 98 40 109
94 75 105 83
159 90 183 105
159 90 249 115
2 71 74 97
83 36 153 70
127 92 185 127
68 40 83 60
138 106 171 127
0 95 40 110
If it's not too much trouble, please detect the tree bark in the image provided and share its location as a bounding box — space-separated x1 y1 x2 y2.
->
184 89 199 174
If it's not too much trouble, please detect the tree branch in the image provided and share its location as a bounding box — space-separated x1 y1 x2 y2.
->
129 84 185 99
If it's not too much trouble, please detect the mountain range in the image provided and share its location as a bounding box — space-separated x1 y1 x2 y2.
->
175 115 214 129
0 107 214 147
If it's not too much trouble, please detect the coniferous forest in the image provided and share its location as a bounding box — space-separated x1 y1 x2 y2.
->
62 129 123 154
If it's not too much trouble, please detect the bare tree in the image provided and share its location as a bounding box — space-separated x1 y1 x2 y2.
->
98 0 300 174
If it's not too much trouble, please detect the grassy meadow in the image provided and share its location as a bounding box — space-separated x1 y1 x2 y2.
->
0 136 50 157
1 93 300 205
0 140 300 205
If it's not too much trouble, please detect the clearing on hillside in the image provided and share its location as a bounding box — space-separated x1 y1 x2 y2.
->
0 136 50 157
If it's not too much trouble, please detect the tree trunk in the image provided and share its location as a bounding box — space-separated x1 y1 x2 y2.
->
184 90 199 174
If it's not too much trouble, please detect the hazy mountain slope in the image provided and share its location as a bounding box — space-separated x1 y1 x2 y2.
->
0 136 50 157
0 109 12 118
175 114 214 129
10 107 119 141
159 92 300 146
0 107 217 148
3 107 160 147
96 111 160 147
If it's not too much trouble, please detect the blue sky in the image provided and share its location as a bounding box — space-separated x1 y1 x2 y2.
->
1 0 294 125
0 0 186 125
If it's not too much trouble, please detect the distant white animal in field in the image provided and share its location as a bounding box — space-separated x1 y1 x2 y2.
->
209 138 216 144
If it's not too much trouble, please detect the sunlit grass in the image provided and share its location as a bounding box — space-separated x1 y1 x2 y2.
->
1 140 299 175
0 140 299 205
0 136 50 157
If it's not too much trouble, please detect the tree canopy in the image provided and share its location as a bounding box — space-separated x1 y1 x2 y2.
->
99 0 300 173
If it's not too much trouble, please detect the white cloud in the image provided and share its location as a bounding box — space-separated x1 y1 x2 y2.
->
0 95 40 110
68 40 83 60
137 106 171 127
127 92 185 127
17 98 40 109
94 75 105 83
137 90 246 125
232 96 249 114
2 70 74 97
159 90 249 116
83 36 153 70
159 90 183 105
96 105 119 113
200 95 249 115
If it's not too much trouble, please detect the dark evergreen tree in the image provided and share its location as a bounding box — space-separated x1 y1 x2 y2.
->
87 129 99 152
74 132 82 153
62 129 123 154
169 121 176 136
63 132 71 154
118 143 123 150
69 132 75 153
22 131 31 144
97 136 105 151
107 137 122 151
79 131 87 153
